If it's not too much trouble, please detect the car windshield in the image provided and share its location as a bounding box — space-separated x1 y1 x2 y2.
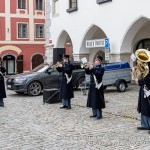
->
31 64 50 72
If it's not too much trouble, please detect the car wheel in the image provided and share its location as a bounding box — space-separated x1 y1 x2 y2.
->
117 81 126 92
76 77 85 89
27 81 42 96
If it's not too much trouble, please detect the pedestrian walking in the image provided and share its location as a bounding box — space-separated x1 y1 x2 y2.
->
85 55 105 119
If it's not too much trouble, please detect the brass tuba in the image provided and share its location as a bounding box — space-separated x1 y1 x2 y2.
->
133 49 150 79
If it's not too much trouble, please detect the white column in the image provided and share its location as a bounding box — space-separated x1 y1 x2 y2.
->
5 0 11 41
45 0 52 62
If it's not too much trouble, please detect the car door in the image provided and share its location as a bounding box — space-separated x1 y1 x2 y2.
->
43 67 60 89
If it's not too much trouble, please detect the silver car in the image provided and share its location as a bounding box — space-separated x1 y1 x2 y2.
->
6 63 85 96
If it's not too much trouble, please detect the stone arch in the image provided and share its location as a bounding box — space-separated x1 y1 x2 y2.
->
80 24 107 62
0 45 22 54
120 16 150 65
120 16 150 54
56 30 73 60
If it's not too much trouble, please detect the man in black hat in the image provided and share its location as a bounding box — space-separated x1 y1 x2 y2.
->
0 62 6 107
56 55 74 109
133 61 150 132
85 55 105 119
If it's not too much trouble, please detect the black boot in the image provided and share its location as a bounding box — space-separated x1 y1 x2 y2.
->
66 106 71 110
60 106 67 109
97 116 102 120
137 127 150 130
90 115 96 118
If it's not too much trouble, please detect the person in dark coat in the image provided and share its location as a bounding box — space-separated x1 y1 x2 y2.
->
56 55 74 109
0 64 6 107
85 55 105 119
133 61 150 132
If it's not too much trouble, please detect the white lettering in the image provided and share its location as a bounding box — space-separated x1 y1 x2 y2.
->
86 39 106 48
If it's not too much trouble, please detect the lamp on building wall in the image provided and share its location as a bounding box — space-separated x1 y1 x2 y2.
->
7 28 9 33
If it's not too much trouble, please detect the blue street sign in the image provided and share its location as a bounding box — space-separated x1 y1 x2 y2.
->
105 38 109 49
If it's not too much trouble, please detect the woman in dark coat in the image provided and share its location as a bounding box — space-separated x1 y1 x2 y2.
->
0 66 6 107
56 55 74 109
134 61 150 132
85 55 105 119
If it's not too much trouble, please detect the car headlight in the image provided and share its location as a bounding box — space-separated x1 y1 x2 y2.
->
14 77 27 84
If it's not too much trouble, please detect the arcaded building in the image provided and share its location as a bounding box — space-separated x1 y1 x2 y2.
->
45 0 150 67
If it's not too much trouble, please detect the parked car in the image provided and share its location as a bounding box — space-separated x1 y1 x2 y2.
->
79 62 131 94
6 62 85 96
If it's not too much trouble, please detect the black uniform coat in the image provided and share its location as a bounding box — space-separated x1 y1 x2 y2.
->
137 63 150 117
86 65 105 109
56 61 74 100
0 67 6 99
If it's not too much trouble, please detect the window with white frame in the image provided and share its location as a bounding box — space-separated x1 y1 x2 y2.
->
18 0 26 9
36 0 43 10
18 23 28 38
36 24 44 38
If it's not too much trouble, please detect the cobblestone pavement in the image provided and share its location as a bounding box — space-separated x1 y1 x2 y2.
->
0 84 150 150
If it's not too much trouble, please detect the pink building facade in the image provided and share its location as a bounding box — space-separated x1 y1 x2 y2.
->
0 0 46 74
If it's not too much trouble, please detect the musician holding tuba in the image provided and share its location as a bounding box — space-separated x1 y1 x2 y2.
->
85 55 105 119
131 49 150 133
56 55 74 109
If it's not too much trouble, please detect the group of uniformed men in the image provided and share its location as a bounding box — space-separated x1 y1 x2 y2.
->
56 54 150 134
0 53 150 134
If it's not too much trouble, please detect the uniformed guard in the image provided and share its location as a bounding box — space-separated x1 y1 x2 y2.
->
0 63 6 107
85 55 105 119
133 61 150 132
56 55 74 109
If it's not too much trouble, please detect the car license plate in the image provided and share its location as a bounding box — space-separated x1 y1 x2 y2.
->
7 85 11 88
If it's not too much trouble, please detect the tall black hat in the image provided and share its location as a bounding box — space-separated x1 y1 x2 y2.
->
96 55 103 61
63 55 70 59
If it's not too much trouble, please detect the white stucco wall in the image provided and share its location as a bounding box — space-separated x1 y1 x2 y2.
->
47 0 150 62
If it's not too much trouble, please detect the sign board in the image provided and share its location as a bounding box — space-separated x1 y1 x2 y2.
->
105 53 109 61
105 48 109 53
86 38 109 48
105 38 109 49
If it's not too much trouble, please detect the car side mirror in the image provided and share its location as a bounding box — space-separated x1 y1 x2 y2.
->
47 69 54 74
